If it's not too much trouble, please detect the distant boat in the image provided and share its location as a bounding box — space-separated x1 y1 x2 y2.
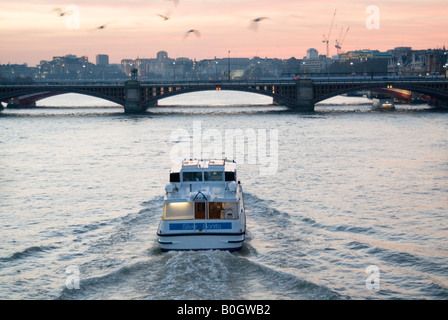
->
373 98 395 110
157 159 246 251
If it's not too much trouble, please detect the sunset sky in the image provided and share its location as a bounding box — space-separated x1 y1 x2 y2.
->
1 0 447 66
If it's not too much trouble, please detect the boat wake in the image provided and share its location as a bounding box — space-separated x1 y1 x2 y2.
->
0 245 57 263
57 192 346 300
58 247 344 300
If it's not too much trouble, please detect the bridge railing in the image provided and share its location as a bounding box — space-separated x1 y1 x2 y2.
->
138 76 448 86
0 80 128 87
1 76 447 87
311 75 448 84
139 79 298 86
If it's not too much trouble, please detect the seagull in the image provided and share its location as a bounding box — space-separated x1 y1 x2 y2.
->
183 29 201 39
157 13 170 21
157 8 173 21
249 17 270 31
93 21 117 30
50 8 73 17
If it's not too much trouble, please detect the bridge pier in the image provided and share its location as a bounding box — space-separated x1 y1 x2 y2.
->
430 99 448 109
147 99 158 108
290 79 314 112
273 97 282 105
124 80 145 114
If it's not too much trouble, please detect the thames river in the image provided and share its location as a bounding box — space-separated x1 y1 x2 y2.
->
0 91 447 299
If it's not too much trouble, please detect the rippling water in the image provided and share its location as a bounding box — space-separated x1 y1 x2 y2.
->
1 92 447 300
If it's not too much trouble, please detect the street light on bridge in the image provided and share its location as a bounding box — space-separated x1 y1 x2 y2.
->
131 68 138 80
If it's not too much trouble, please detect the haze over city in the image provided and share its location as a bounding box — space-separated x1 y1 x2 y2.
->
1 0 447 66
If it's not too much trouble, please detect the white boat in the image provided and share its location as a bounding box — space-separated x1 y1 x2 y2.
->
157 159 246 251
372 98 395 110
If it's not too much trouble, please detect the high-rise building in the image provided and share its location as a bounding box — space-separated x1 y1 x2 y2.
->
306 48 319 59
157 51 168 61
96 54 109 66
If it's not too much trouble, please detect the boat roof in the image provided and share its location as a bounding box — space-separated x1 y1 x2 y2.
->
171 159 237 173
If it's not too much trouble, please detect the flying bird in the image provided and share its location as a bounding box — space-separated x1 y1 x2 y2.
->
157 8 173 21
249 17 270 31
50 8 73 17
157 13 170 21
92 21 117 30
89 23 108 31
183 29 201 39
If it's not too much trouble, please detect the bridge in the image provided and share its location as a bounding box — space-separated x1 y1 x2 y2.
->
1 77 448 113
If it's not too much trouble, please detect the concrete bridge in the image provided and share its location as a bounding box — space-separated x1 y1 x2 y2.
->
1 77 448 113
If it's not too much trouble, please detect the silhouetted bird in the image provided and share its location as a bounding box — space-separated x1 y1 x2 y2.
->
249 17 269 31
95 21 116 30
88 20 117 31
157 8 173 21
51 8 73 17
157 13 170 21
183 29 201 39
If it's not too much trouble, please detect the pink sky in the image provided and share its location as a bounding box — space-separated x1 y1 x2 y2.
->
1 0 447 66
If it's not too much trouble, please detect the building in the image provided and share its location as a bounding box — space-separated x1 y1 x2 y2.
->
300 48 332 74
36 54 92 80
387 47 447 76
0 63 35 81
96 54 109 66
157 51 168 61
120 59 136 77
339 50 391 62
306 48 319 59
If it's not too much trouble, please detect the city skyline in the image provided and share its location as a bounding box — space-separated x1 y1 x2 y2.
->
1 0 447 66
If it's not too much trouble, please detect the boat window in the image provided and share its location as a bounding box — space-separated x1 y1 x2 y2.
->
170 172 180 182
163 202 194 220
208 202 223 219
206 202 238 219
183 172 202 182
204 171 224 181
225 171 236 181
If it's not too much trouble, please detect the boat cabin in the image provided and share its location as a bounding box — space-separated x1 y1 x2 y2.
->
163 159 242 222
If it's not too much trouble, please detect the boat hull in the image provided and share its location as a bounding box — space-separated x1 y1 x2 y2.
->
157 233 245 251
373 98 395 110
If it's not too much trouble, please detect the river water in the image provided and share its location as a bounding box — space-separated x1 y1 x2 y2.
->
0 92 447 300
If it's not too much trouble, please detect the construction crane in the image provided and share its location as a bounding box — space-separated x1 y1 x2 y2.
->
335 26 350 55
322 9 337 58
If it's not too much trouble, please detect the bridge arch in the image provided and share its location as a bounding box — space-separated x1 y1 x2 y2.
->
314 82 448 104
0 88 125 107
141 85 296 108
